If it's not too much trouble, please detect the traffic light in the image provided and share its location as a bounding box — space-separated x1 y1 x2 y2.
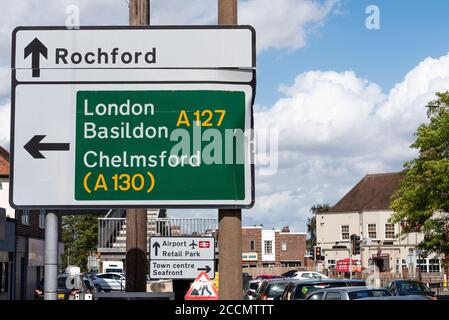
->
350 234 361 255
315 246 322 260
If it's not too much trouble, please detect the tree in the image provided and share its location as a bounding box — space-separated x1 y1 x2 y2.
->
390 91 449 274
61 214 102 271
307 204 330 254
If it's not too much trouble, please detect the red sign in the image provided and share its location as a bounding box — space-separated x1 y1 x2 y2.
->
336 258 362 273
185 272 219 300
199 241 210 248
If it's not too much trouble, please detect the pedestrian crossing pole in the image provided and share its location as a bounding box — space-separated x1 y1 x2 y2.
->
217 0 243 300
125 0 149 293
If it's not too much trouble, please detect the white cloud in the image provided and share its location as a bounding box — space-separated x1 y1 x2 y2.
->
240 0 338 52
248 52 449 232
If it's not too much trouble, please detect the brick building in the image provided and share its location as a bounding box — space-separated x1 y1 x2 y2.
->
241 226 307 269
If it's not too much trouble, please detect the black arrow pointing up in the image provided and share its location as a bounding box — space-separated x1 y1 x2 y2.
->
197 265 211 273
152 242 161 256
24 135 70 159
24 38 48 78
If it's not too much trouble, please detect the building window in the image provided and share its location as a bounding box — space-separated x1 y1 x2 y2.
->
385 224 395 239
341 225 350 240
39 210 45 229
249 240 256 251
262 263 275 268
417 259 428 273
429 259 441 273
281 262 300 268
281 240 287 251
264 240 273 255
327 259 336 269
367 224 377 239
21 210 30 225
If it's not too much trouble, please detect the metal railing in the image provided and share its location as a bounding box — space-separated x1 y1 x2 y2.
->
98 217 217 252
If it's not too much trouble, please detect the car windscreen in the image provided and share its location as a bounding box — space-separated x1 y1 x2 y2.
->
266 283 289 298
348 290 389 300
397 282 431 294
294 282 351 299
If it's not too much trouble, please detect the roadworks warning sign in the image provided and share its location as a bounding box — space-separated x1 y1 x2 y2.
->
184 272 219 300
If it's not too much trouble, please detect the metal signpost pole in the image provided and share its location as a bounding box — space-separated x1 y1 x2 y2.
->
218 0 243 300
44 211 59 300
126 0 149 293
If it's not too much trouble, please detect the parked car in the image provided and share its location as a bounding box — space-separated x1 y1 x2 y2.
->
255 274 284 280
359 295 436 300
386 280 435 297
281 269 299 278
305 286 391 300
35 274 91 300
280 279 366 300
243 279 263 300
92 272 126 292
255 278 292 300
288 271 328 280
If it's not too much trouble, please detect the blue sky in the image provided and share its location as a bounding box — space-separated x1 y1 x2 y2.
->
256 0 449 107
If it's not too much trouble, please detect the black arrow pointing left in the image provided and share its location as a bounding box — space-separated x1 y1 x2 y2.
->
24 38 48 78
24 135 70 159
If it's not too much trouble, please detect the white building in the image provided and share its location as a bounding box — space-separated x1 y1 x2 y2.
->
317 173 442 276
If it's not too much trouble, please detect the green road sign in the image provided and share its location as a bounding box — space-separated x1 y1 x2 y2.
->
75 90 249 204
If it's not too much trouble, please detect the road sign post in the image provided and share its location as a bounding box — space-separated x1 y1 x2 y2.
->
126 0 149 294
218 0 243 300
149 236 215 279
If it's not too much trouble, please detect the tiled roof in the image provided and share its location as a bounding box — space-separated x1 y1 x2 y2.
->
329 172 404 213
0 146 9 176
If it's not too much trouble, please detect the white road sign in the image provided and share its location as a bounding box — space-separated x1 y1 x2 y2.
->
150 236 215 260
149 236 215 280
10 26 256 209
149 260 215 280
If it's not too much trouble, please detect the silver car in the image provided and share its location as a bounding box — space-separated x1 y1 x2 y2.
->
305 286 391 300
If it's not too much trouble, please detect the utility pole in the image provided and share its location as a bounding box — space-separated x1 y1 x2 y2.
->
218 0 242 300
126 0 149 293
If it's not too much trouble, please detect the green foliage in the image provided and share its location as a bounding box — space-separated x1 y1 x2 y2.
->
61 214 101 271
390 91 449 268
307 204 330 252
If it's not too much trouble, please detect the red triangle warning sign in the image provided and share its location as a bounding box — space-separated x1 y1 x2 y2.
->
185 272 219 300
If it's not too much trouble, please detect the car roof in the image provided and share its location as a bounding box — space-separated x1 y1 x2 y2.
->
391 279 424 284
262 278 292 284
293 278 365 285
358 295 433 300
310 286 387 293
96 272 124 276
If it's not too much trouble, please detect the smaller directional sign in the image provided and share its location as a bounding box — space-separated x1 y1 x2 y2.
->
149 236 215 280
149 260 214 280
149 236 215 260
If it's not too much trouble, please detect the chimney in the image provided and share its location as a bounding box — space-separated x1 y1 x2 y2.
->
281 226 290 233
